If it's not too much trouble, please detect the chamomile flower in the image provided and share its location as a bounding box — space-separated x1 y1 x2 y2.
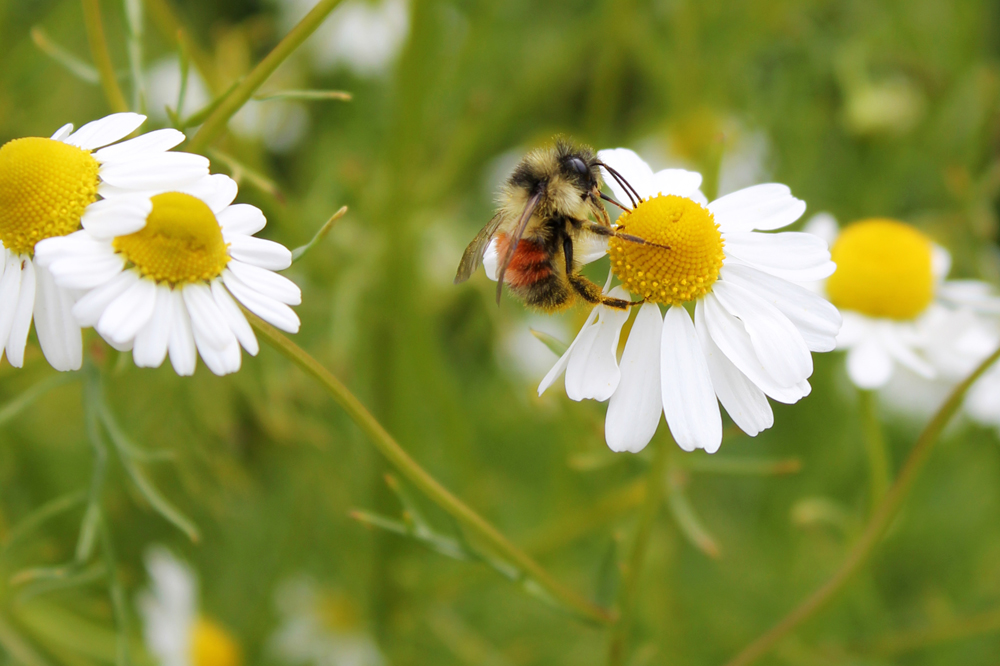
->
529 148 840 453
35 174 300 376
0 113 208 370
138 547 242 666
803 214 1000 390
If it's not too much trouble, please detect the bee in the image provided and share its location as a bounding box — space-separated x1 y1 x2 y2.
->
454 138 652 312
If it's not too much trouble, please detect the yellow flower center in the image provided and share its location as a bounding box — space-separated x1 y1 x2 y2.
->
826 218 934 320
609 194 725 305
0 137 100 256
113 192 229 285
191 618 242 666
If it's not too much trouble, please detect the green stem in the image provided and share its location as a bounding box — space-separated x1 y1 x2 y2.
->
723 343 1000 666
607 437 668 665
858 389 890 509
245 311 615 626
99 516 131 666
185 0 345 153
81 0 129 113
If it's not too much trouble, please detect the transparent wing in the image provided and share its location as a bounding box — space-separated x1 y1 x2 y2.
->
454 212 504 284
495 192 543 305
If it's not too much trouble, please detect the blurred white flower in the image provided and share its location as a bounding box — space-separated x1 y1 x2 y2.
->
273 0 409 77
0 113 207 371
138 547 242 666
146 57 308 153
804 214 1000 390
36 174 301 376
269 577 384 666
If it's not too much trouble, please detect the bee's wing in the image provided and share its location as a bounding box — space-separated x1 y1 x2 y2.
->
454 212 504 284
495 191 543 305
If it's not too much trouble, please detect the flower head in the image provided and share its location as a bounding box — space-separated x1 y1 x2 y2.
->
35 173 300 376
529 148 840 453
0 113 207 370
804 214 999 390
138 547 242 666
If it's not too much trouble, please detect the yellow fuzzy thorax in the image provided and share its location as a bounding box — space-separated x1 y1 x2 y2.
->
610 194 725 305
0 137 100 256
826 218 934 320
113 192 229 285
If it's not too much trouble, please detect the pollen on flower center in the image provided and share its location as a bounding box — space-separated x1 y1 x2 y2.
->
190 617 242 666
609 194 725 305
826 218 934 320
0 137 100 256
113 192 229 285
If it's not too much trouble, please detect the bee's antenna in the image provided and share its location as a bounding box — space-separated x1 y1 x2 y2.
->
599 192 630 213
597 162 642 208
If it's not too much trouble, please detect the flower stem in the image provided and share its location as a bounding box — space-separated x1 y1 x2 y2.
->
607 437 669 664
858 389 890 509
81 0 130 113
245 312 616 626
185 0 345 153
723 343 1000 666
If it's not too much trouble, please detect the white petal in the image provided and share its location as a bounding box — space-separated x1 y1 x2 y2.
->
0 258 24 352
605 303 662 453
63 113 145 150
93 128 186 163
879 325 935 379
597 148 655 204
218 204 266 236
537 307 600 396
661 305 722 453
846 337 894 389
181 283 233 350
482 239 499 281
5 259 35 368
802 212 840 246
836 310 873 347
174 174 239 214
651 168 704 199
226 236 292 271
50 123 74 141
132 285 174 368
712 280 813 386
194 331 241 376
565 289 629 402
721 264 841 352
33 263 82 371
695 300 773 436
708 184 806 233
73 270 139 326
574 234 610 265
702 293 811 404
98 153 209 190
222 271 300 334
167 290 197 376
225 260 301 305
723 231 836 282
931 243 952 283
212 280 258 355
97 277 157 345
80 195 151 239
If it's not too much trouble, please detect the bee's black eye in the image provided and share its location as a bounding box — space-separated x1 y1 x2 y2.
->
567 157 589 175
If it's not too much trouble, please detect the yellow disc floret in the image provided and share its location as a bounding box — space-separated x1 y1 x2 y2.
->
113 192 229 285
609 194 725 305
826 218 934 320
0 137 100 256
191 617 242 666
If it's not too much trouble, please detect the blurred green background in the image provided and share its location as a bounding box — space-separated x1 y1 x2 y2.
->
1 0 1000 664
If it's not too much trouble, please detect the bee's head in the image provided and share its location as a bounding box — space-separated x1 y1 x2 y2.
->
554 140 601 196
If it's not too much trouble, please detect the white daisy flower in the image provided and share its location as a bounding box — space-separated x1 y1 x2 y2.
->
269 576 384 666
482 148 840 454
0 113 208 371
803 214 1000 390
138 547 242 666
34 173 300 376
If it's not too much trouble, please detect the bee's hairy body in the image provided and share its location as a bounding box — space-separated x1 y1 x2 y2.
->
454 138 631 313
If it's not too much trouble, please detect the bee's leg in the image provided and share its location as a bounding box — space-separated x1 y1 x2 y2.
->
563 236 631 311
581 221 670 250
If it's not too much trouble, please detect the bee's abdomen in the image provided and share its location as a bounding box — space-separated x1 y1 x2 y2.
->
505 239 553 287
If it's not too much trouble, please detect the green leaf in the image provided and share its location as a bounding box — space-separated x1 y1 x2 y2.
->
252 89 352 102
30 27 99 84
208 148 284 200
594 535 621 608
666 469 721 559
0 491 86 557
681 454 802 476
0 373 77 429
292 207 348 262
530 329 569 356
